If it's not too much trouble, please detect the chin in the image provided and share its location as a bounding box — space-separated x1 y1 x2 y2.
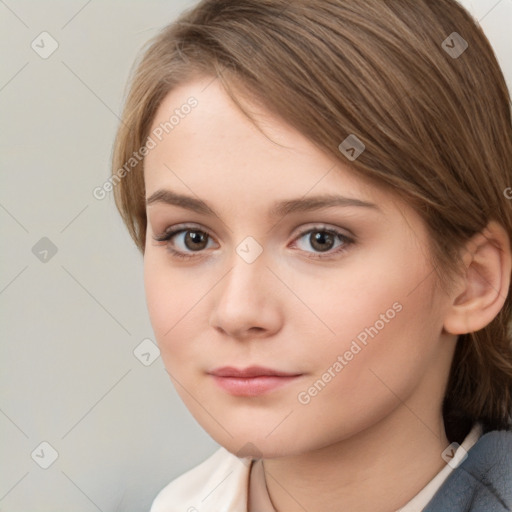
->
206 425 309 460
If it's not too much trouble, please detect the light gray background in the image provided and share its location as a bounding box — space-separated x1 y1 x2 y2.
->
1 1 511 510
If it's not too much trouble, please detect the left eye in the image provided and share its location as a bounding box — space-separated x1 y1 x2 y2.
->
293 228 352 256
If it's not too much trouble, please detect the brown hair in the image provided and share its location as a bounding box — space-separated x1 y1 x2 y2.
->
111 0 512 442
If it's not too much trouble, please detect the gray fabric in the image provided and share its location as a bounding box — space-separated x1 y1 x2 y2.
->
424 430 512 512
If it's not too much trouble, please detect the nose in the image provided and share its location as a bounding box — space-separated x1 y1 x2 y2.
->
209 253 283 340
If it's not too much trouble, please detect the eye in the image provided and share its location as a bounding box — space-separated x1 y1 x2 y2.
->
152 224 217 260
291 226 354 259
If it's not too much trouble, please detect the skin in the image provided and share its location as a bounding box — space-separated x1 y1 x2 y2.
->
142 76 507 512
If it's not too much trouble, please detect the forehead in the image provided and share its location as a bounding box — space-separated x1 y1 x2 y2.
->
144 77 396 216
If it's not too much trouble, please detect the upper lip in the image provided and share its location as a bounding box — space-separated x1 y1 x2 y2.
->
208 366 302 378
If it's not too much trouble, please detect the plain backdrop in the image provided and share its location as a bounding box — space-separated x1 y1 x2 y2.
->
1 1 511 510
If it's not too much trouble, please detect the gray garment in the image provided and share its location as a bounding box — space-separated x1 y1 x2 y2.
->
424 430 512 511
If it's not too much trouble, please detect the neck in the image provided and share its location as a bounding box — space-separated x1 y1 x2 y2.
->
262 406 449 512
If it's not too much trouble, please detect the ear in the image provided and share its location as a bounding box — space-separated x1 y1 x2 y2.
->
443 220 511 335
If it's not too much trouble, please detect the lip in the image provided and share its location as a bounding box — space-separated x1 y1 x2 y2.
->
208 366 303 396
209 366 301 378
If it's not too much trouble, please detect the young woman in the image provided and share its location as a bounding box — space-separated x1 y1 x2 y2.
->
111 0 512 510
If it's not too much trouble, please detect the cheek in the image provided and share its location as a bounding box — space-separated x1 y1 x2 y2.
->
305 255 444 402
144 256 170 338
343 293 442 396
143 255 194 349
143 252 219 380
291 297 443 447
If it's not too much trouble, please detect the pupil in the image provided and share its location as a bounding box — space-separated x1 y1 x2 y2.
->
186 231 207 250
312 231 334 252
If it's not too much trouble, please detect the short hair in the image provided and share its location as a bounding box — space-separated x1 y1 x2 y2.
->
111 0 512 442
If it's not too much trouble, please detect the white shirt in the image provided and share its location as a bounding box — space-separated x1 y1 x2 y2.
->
150 423 482 512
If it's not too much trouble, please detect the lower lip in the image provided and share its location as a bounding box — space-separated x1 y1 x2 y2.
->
210 375 302 396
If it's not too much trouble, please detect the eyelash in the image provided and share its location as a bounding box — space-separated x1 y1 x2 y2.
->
152 224 354 261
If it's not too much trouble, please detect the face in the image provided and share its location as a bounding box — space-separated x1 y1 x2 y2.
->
143 76 455 459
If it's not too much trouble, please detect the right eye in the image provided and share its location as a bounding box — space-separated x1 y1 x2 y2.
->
153 224 218 260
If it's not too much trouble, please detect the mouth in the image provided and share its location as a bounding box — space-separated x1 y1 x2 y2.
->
207 366 304 397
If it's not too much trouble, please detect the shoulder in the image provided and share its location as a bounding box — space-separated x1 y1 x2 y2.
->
424 429 512 512
150 446 251 512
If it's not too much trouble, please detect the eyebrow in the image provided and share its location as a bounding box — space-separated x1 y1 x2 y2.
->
145 189 379 218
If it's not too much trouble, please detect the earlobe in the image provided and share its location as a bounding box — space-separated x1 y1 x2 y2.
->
443 221 511 335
